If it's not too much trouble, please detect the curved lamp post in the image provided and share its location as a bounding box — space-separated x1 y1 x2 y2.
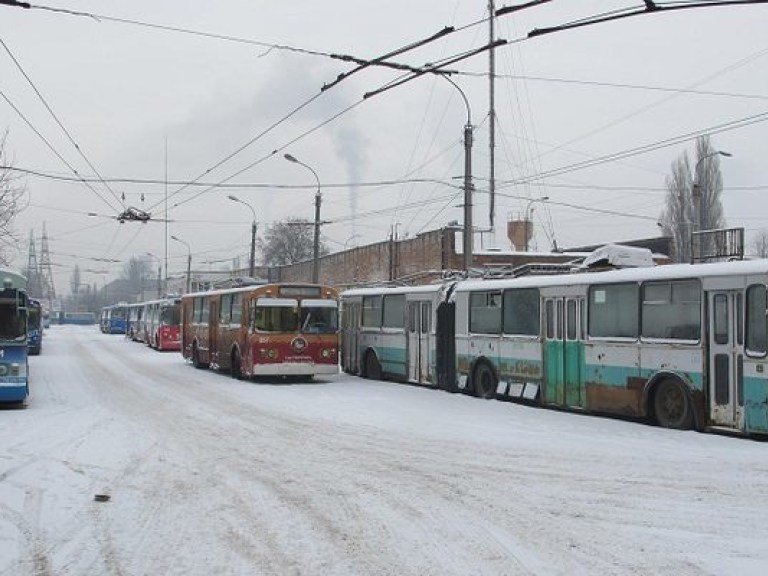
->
692 149 731 233
170 235 191 294
284 153 321 283
227 194 257 278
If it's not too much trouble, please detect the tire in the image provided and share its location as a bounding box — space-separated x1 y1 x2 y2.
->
653 379 694 429
231 349 244 380
473 362 497 399
364 350 382 380
192 343 207 369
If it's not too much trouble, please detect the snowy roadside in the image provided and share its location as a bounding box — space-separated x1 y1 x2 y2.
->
1 326 766 575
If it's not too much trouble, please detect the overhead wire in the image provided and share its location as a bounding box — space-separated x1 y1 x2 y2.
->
0 36 124 211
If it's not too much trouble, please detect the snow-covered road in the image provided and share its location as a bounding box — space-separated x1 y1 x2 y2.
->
1 326 767 575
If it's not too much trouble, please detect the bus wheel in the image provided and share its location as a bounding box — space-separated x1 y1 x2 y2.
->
192 343 206 369
653 379 693 430
231 350 244 380
364 351 382 380
473 362 497 399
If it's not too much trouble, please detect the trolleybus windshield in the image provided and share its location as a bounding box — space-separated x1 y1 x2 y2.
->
0 297 26 340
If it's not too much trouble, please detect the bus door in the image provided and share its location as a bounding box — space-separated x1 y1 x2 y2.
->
544 297 585 408
343 301 361 373
407 301 431 384
708 291 744 429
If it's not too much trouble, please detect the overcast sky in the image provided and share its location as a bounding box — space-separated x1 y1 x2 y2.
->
1 1 767 294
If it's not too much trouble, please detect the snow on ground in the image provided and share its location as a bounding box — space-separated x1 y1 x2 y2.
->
1 325 767 575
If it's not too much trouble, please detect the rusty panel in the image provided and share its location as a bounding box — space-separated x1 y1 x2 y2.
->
585 383 642 416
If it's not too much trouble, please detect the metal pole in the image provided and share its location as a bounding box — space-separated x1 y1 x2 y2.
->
463 122 473 270
186 252 191 294
284 154 321 284
250 220 256 279
313 189 321 284
488 0 496 231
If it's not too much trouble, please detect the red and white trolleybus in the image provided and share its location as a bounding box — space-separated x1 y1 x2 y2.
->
181 283 339 379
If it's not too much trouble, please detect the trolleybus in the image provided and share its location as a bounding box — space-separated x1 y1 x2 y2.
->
0 268 29 404
100 303 128 334
181 283 339 379
27 298 43 355
142 297 182 351
341 258 768 436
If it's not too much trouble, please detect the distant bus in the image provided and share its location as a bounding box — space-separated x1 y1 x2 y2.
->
181 283 339 379
126 302 144 341
27 298 43 355
142 297 182 351
0 267 29 404
62 312 96 325
341 258 768 437
100 303 128 334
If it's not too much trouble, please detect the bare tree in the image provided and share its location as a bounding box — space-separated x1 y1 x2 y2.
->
750 231 768 258
0 131 26 265
659 154 692 263
259 218 329 266
659 136 727 263
120 256 153 296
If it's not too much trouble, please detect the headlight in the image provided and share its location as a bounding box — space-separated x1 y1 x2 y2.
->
0 365 7 376
10 363 20 376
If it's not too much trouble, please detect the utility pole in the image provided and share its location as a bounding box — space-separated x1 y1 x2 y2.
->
488 0 496 231
463 121 474 270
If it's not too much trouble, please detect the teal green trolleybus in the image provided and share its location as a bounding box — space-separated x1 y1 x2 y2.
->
341 259 768 436
0 267 29 404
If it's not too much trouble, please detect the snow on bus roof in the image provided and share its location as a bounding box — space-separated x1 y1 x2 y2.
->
455 259 768 292
341 283 449 297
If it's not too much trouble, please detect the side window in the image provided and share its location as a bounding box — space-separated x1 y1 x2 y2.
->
220 294 232 324
200 299 209 325
713 294 729 345
641 280 701 340
469 291 502 334
545 300 555 339
382 295 405 328
746 285 767 356
408 304 417 332
362 296 382 328
567 300 577 341
421 302 431 333
589 283 639 339
502 288 539 336
232 294 242 325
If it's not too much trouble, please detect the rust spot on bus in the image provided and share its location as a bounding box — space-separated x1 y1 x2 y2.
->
585 382 642 416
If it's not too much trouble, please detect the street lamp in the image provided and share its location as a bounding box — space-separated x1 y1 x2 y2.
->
524 196 549 252
692 149 731 233
284 153 321 283
171 235 191 294
145 252 164 297
441 75 474 271
227 194 257 279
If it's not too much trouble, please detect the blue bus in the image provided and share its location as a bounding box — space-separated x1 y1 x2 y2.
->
100 303 128 334
27 298 43 355
0 268 29 404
